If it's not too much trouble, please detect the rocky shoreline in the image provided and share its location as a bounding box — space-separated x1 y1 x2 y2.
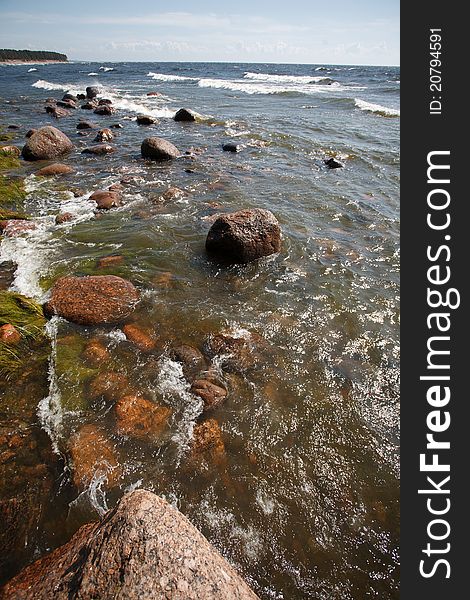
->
0 83 278 596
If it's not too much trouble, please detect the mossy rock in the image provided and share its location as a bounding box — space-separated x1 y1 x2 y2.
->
0 209 29 221
0 152 21 171
0 175 26 208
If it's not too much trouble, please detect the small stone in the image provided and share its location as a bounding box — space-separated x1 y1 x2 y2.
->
222 143 241 153
82 339 110 366
141 137 180 161
0 145 21 157
190 419 225 460
89 190 121 209
94 128 114 142
97 255 124 269
324 157 343 169
88 372 129 403
35 163 74 177
82 144 115 155
122 323 156 352
174 108 198 122
0 324 21 344
191 379 227 411
94 105 115 116
76 121 96 130
136 115 156 125
115 395 171 439
55 212 73 224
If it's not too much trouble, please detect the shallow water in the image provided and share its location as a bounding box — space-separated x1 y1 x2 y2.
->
0 61 399 598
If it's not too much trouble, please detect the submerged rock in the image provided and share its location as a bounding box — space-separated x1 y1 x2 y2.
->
69 424 121 490
89 190 121 209
190 418 225 461
141 137 180 161
55 212 73 224
222 142 241 153
81 101 97 110
115 395 171 440
97 254 124 269
94 128 114 142
21 126 73 161
44 275 139 325
0 490 260 599
45 105 70 119
82 144 115 155
35 163 74 177
0 220 37 237
76 120 96 130
206 208 281 263
174 108 198 122
88 371 129 403
56 99 77 109
191 379 227 411
202 331 262 373
81 339 110 366
122 323 156 352
170 344 206 380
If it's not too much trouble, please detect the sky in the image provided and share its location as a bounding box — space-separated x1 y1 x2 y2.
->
0 0 399 65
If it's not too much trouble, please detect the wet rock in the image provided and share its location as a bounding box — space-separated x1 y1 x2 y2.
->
82 339 110 366
115 395 171 439
70 187 85 197
94 128 114 142
110 123 123 129
25 129 36 138
141 137 180 161
89 190 122 209
324 157 343 169
44 275 139 325
21 126 73 161
62 93 77 102
122 323 156 352
174 108 198 122
136 115 156 125
190 418 225 460
191 379 227 411
77 93 86 100
161 186 187 201
94 104 115 116
81 101 97 110
147 91 162 96
82 144 115 155
0 261 15 291
222 142 241 153
0 220 37 237
206 208 281 263
0 323 21 344
86 86 99 99
55 212 73 225
0 489 260 600
98 98 113 105
170 344 206 380
7 124 20 130
35 163 74 177
56 99 77 109
45 105 70 119
202 332 262 372
108 183 123 192
0 145 21 157
88 371 129 403
97 254 124 268
76 120 96 129
152 271 173 287
69 424 121 490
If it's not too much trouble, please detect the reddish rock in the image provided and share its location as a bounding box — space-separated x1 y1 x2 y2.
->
94 128 114 142
45 105 70 119
206 208 281 263
0 220 36 237
81 339 110 366
89 190 121 209
97 254 124 269
161 186 187 201
55 212 73 225
88 371 129 403
35 163 74 177
94 105 115 116
190 419 225 461
69 424 121 490
191 379 227 411
122 323 156 352
0 490 260 600
21 126 73 161
170 344 206 380
202 332 261 372
82 144 115 155
0 145 21 157
0 324 21 344
43 275 139 325
141 137 180 161
115 395 171 439
108 183 123 192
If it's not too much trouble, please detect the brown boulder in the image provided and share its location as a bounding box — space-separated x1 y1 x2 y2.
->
0 490 260 600
191 379 227 411
94 128 114 142
21 126 73 161
82 339 110 366
89 190 121 209
141 137 180 161
202 332 261 372
161 186 187 201
56 99 77 109
115 395 171 439
136 115 156 125
43 275 139 325
88 371 129 403
170 344 206 380
94 105 115 116
55 212 73 224
206 208 281 263
190 419 225 461
35 163 74 177
82 144 115 155
45 105 70 119
69 424 121 490
122 323 156 352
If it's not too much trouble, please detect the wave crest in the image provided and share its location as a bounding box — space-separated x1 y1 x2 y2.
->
355 98 400 117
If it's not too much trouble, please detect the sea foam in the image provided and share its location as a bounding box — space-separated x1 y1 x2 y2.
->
355 98 400 117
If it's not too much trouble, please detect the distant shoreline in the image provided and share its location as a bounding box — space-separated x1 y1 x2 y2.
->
0 60 68 65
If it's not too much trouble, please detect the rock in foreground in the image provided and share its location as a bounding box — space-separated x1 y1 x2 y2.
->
0 490 259 600
141 137 180 161
206 208 281 263
44 275 139 325
21 126 73 161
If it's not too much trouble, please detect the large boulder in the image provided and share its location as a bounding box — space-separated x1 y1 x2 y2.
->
0 490 259 599
141 137 180 161
43 275 139 325
86 86 99 99
21 126 73 161
206 208 281 263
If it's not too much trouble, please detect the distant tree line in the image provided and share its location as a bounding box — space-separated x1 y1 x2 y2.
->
0 49 68 62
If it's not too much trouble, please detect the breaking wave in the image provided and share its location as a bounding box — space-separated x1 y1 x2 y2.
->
244 72 333 84
355 98 400 117
147 72 197 82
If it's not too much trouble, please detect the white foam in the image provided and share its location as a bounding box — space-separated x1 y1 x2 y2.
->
88 72 98 76
99 66 114 72
355 98 400 117
32 79 83 94
147 72 197 82
28 67 37 72
244 72 332 84
110 95 174 118
198 78 360 96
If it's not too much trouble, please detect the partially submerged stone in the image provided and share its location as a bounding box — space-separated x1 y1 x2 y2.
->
88 371 129 403
191 379 227 411
89 190 122 209
44 275 139 325
21 126 73 161
81 339 110 367
190 418 225 461
35 163 74 177
174 108 198 122
141 137 180 161
122 323 156 352
115 395 171 440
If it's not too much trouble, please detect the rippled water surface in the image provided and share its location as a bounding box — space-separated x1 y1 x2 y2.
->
0 61 399 598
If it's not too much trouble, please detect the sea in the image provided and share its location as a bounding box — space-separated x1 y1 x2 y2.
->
0 61 400 599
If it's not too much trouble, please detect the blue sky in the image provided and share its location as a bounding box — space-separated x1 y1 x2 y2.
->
0 0 399 65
